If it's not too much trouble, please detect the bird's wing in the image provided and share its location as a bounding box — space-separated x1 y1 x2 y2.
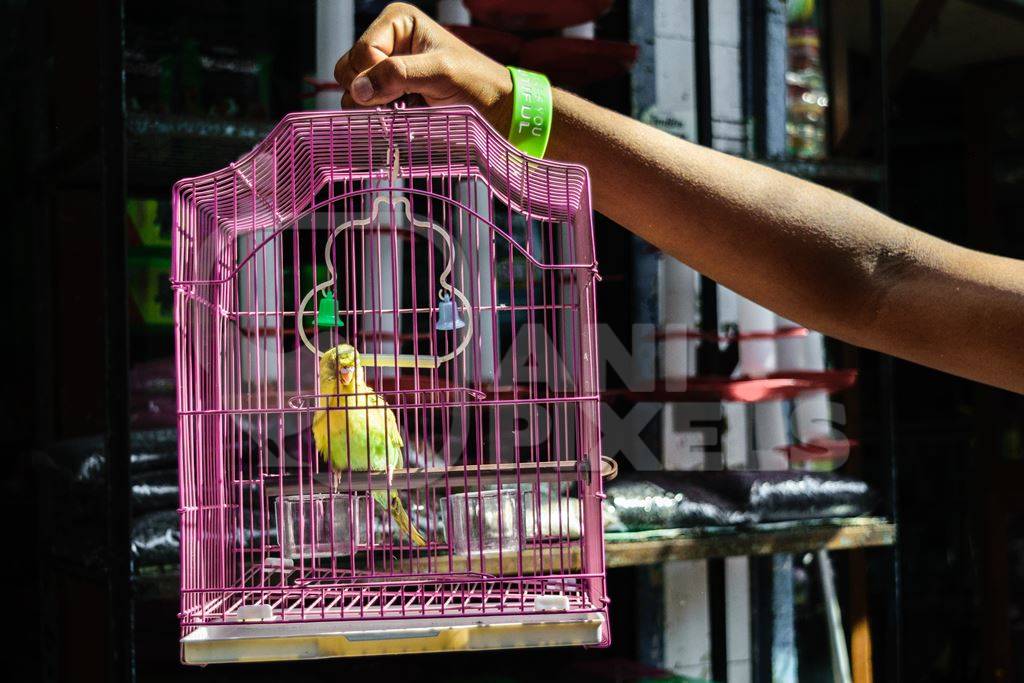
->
365 390 405 450
314 402 364 472
312 409 327 459
385 403 405 451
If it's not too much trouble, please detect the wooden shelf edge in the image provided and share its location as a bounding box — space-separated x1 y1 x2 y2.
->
134 520 894 601
604 518 895 567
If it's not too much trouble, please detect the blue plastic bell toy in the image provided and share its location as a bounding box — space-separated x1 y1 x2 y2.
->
435 292 465 331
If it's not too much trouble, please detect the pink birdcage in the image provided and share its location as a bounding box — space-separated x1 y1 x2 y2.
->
172 105 608 663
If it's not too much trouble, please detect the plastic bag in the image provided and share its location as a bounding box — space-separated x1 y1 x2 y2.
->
131 510 180 567
698 471 876 522
603 473 750 532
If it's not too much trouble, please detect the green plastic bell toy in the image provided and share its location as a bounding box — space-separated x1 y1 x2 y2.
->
316 293 344 328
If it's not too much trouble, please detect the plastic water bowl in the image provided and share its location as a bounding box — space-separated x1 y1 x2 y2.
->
441 490 521 554
277 493 368 559
521 489 582 541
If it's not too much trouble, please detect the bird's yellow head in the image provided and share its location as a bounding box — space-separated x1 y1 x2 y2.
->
319 343 363 392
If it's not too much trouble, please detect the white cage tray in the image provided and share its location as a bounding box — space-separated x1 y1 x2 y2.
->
182 611 606 664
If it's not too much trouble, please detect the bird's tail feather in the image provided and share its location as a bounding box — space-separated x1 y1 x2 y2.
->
373 490 427 547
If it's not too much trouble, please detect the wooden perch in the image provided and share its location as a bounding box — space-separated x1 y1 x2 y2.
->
261 458 625 498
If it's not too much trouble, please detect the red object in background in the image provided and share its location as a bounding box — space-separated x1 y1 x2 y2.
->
777 438 860 464
465 0 613 31
303 75 341 94
520 37 638 88
697 369 858 403
602 369 858 404
445 25 524 64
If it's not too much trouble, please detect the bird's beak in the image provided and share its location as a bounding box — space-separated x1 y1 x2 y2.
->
339 366 355 385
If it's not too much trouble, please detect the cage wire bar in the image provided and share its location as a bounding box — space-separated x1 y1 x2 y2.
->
172 105 608 663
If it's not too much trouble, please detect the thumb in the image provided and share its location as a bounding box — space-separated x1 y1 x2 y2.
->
349 53 452 106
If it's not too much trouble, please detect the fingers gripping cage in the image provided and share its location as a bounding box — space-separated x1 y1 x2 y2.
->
172 105 607 663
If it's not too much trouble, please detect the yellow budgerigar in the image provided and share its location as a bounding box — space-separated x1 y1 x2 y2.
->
313 344 426 547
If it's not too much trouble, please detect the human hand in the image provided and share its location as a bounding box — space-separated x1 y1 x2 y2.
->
334 3 513 132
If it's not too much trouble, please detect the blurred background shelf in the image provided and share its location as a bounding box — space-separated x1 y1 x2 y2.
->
604 517 894 567
53 113 275 191
126 113 274 190
132 517 894 603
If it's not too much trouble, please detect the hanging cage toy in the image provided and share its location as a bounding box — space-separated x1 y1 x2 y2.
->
296 191 474 368
172 104 607 664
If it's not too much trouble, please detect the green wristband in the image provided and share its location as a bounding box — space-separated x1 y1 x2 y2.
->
506 66 552 158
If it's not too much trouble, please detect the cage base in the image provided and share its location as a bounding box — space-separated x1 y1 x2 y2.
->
181 611 607 664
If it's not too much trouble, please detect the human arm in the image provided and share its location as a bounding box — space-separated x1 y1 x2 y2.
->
335 3 1024 393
